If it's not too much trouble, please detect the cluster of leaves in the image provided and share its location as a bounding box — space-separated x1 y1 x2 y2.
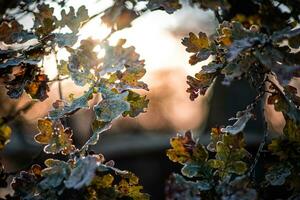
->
0 0 300 199
0 1 151 199
163 0 300 199
166 129 255 199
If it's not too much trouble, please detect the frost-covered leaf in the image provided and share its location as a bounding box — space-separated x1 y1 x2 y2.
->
100 39 145 76
221 108 253 135
34 119 75 155
166 173 209 200
54 33 78 48
67 38 100 86
94 87 130 122
208 132 249 178
255 47 300 86
181 163 201 178
271 27 300 48
0 119 11 150
218 175 257 200
265 164 292 186
11 171 39 199
48 88 93 119
40 159 70 189
64 156 99 189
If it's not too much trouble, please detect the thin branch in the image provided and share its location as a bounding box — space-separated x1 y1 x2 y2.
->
48 76 69 83
81 6 110 28
248 95 269 181
54 52 63 100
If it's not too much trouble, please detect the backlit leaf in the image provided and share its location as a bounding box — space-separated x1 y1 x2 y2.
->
123 90 149 117
34 118 75 155
59 6 89 33
102 3 138 30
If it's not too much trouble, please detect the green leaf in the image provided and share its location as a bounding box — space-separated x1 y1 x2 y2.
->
228 161 247 175
207 159 225 169
215 141 230 161
57 60 69 76
123 90 149 117
59 6 89 33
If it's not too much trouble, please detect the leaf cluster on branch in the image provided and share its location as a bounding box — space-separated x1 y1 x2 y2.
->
0 0 299 199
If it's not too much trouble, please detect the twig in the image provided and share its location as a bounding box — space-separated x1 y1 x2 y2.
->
248 80 269 182
81 6 110 28
54 52 63 100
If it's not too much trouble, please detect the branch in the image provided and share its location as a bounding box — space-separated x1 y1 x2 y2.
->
81 6 110 28
248 105 268 182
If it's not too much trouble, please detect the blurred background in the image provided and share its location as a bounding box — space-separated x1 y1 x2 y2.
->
0 0 299 199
